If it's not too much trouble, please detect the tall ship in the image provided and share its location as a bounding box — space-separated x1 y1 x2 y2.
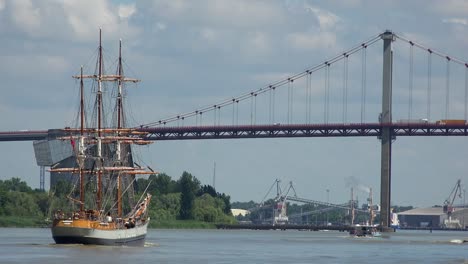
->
49 30 155 246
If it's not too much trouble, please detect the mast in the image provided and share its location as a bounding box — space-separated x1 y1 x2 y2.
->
118 39 123 130
79 66 85 212
116 39 123 217
97 28 103 211
117 175 122 217
350 187 355 225
369 188 374 226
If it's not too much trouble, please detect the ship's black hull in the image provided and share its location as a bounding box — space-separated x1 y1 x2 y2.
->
53 234 146 246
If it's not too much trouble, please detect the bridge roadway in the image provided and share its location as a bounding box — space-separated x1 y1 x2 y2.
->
1 122 468 142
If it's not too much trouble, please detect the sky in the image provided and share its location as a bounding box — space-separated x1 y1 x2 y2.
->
1 0 468 208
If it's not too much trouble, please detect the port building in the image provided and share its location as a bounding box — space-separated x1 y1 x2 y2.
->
398 207 468 228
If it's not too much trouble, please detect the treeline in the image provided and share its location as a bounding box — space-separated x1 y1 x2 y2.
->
0 178 49 226
0 171 235 227
135 171 235 225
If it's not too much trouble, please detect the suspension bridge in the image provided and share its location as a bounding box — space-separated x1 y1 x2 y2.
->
2 30 468 229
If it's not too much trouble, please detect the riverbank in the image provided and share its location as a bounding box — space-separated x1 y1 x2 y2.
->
0 216 219 229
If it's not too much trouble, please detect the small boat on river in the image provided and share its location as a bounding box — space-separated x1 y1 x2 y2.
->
349 225 382 238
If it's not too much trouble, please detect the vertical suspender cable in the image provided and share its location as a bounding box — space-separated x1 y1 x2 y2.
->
236 101 239 125
305 72 309 124
408 42 414 121
269 88 272 124
272 88 275 124
308 72 312 124
254 94 257 125
465 65 468 121
287 81 290 124
343 54 349 123
361 45 367 123
427 50 432 121
324 64 328 124
213 106 217 126
232 100 235 125
445 57 451 120
327 63 330 124
289 79 294 124
250 95 254 125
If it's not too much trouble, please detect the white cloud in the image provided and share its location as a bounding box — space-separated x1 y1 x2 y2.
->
432 0 468 15
248 32 271 53
62 0 119 40
155 22 166 31
287 31 337 51
305 6 340 30
200 28 216 41
442 18 468 26
1 0 139 42
10 0 41 35
147 0 285 29
0 54 70 78
118 3 136 20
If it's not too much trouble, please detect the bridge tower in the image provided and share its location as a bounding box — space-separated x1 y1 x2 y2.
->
39 166 45 191
380 30 394 229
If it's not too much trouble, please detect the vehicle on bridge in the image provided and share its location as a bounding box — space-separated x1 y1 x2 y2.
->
396 118 428 124
436 119 466 125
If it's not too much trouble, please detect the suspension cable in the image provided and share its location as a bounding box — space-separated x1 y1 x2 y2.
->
250 95 254 125
343 54 349 123
308 72 312 124
232 99 235 125
272 89 275 124
323 64 328 124
427 51 432 121
305 72 310 123
288 80 290 124
446 57 451 120
143 33 383 127
269 88 272 124
408 42 414 121
361 45 367 123
254 94 257 125
465 65 468 121
289 80 294 124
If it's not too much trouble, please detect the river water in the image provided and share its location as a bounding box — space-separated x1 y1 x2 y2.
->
0 228 467 263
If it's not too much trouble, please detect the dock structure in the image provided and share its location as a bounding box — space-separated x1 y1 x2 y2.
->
216 224 353 232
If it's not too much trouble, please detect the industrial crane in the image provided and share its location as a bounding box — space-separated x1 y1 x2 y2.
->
272 180 297 225
443 179 462 228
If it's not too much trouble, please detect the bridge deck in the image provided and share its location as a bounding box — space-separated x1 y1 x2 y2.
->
1 123 468 141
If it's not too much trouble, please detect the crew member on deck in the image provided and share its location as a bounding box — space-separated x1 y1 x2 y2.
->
106 212 112 223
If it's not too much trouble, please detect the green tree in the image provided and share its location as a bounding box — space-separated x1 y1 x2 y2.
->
178 171 200 220
219 193 232 215
197 185 217 197
0 178 32 193
153 173 176 194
